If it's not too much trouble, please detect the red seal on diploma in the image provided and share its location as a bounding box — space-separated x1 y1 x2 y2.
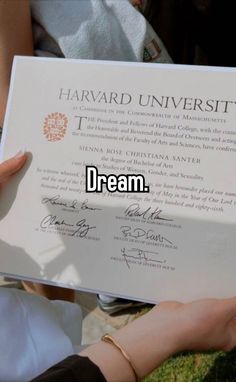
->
43 112 68 142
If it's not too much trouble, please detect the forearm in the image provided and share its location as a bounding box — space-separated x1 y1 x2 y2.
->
79 306 184 381
81 297 236 381
0 0 33 125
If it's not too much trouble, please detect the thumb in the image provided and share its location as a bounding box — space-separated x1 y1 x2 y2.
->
223 297 236 320
0 151 27 181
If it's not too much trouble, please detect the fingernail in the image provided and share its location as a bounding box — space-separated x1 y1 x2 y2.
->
14 150 26 158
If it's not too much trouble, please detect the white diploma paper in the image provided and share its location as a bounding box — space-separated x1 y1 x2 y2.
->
0 57 236 303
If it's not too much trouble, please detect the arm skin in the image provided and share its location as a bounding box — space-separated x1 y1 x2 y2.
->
80 298 236 381
0 0 33 125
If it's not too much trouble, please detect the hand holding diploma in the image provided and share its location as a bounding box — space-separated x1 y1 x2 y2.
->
0 151 27 183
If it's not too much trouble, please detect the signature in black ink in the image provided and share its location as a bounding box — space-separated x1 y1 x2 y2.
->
120 225 173 245
71 219 96 237
42 195 79 209
42 195 102 212
40 215 74 228
124 203 173 222
81 199 102 212
40 214 96 237
121 247 166 269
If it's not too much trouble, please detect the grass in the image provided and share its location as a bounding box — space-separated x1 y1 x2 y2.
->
134 309 236 382
144 349 236 382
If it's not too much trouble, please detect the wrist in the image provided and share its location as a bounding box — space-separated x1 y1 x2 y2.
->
151 305 188 353
112 306 186 379
80 305 188 381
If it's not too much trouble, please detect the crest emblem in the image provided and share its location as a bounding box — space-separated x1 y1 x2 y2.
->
43 112 68 142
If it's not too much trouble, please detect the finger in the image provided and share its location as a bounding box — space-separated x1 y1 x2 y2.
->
220 297 236 319
227 297 236 317
0 151 27 181
224 320 236 351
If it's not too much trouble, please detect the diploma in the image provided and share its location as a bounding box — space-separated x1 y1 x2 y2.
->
0 57 236 303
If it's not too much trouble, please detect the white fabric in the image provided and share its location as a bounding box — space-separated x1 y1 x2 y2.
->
0 288 82 381
31 0 172 63
98 294 116 303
